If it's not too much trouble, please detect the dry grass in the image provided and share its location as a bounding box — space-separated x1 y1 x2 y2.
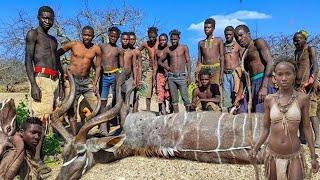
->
0 93 28 106
46 147 320 180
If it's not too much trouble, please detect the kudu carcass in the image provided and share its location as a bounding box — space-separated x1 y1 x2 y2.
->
52 71 266 179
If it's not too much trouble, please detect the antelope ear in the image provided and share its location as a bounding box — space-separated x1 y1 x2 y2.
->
86 135 126 153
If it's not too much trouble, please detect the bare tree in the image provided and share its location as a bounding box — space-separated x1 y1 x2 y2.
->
0 59 27 92
0 0 143 91
264 34 320 62
0 0 143 61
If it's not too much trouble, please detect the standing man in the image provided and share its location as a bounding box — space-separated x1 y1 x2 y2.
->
293 30 319 145
159 29 191 112
139 27 158 111
222 26 243 110
129 31 141 113
155 33 171 115
98 27 122 135
57 26 101 135
25 6 63 173
196 18 224 87
234 24 275 113
121 32 137 114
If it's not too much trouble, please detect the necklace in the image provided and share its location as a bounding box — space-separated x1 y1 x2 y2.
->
294 47 306 62
275 92 297 113
224 40 235 54
204 36 214 48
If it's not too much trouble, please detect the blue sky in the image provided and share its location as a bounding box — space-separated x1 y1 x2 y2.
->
0 0 319 57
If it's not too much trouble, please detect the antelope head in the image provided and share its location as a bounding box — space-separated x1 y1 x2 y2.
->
51 71 127 180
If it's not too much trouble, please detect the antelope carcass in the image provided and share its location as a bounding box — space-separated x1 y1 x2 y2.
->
51 72 265 180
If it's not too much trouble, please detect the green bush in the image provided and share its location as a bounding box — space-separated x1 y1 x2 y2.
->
16 95 30 129
188 82 197 102
43 132 61 156
16 97 61 158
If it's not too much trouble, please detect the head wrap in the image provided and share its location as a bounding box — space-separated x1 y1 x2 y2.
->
298 30 309 40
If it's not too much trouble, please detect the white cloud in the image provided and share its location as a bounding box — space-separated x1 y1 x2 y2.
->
188 10 271 38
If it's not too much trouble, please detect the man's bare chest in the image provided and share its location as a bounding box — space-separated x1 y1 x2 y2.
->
199 89 213 98
73 46 96 59
102 48 119 59
169 47 184 58
36 37 57 51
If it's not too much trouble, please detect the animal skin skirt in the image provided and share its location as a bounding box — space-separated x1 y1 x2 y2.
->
264 146 309 180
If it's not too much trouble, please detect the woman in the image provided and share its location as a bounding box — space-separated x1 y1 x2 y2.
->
251 57 319 179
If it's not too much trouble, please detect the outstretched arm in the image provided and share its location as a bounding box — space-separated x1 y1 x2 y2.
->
57 41 74 57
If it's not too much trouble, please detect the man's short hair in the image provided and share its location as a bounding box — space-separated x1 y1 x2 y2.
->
204 18 216 28
224 26 235 33
21 117 42 131
83 26 95 34
169 29 181 37
159 33 168 40
147 26 158 35
235 24 250 33
199 69 211 77
108 26 121 36
38 6 54 16
295 30 309 40
128 31 136 37
121 32 130 37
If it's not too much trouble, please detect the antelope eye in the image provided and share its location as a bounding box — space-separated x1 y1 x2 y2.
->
6 127 11 133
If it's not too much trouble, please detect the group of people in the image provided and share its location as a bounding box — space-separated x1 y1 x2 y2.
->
0 5 319 179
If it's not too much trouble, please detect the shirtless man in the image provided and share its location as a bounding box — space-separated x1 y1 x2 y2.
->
191 70 221 111
121 32 137 117
293 30 319 146
25 5 63 173
196 18 224 87
159 29 191 112
155 33 171 115
222 26 243 110
234 25 276 113
139 27 158 111
98 26 122 135
57 26 101 135
0 117 43 179
129 31 141 113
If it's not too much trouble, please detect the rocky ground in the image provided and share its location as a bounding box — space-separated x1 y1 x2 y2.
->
2 93 320 180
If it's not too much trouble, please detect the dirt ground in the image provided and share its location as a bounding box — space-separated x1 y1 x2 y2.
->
2 93 320 179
